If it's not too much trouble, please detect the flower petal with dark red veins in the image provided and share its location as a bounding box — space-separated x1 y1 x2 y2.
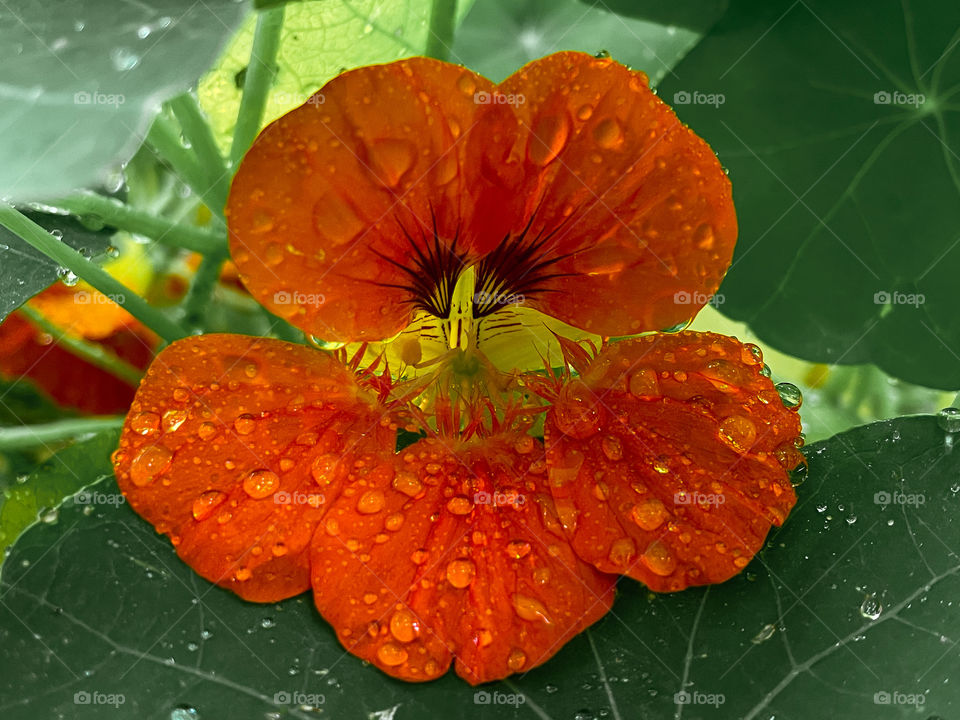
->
227 58 502 341
227 52 735 343
309 435 615 684
112 334 395 602
542 332 803 591
492 52 736 336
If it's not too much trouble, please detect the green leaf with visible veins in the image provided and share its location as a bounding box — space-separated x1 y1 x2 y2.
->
658 0 960 390
199 0 477 153
0 430 119 567
2 416 960 717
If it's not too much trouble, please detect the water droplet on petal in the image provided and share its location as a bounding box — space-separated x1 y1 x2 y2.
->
446 496 473 515
311 453 340 485
527 113 570 166
511 594 552 624
130 445 172 486
592 117 623 148
507 647 527 671
641 540 676 576
197 422 217 440
162 409 187 432
718 415 757 452
392 470 423 497
356 490 385 514
130 411 160 436
243 469 279 499
377 642 408 666
630 497 669 530
368 138 416 188
608 537 636 566
555 379 601 439
233 414 256 435
601 435 623 461
506 540 531 559
192 490 226 520
628 368 660 398
446 559 475 588
389 610 419 643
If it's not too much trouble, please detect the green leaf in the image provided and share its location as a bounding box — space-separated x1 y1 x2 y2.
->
199 0 476 153
0 0 248 202
452 0 705 83
583 0 729 33
658 0 960 390
3 415 960 717
0 430 118 565
0 211 114 323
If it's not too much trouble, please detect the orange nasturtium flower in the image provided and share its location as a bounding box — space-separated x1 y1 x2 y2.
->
0 279 156 415
112 52 804 684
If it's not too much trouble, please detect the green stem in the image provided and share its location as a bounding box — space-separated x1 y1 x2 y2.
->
230 6 285 167
179 249 228 329
18 306 143 386
51 192 224 254
168 93 231 216
146 113 226 222
0 417 124 451
425 0 457 61
0 205 187 343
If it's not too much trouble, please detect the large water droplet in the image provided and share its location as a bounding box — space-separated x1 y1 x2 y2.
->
527 113 570 166
630 497 669 530
233 414 256 435
368 138 416 188
192 490 226 520
592 117 623 148
130 411 160 436
718 415 757 452
376 642 408 666
130 445 173 486
110 47 140 71
555 379 601 439
389 610 419 643
937 407 960 433
512 594 552 624
775 382 803 410
641 540 676 576
445 559 475 588
357 490 385 514
860 593 882 620
629 368 660 399
242 469 279 499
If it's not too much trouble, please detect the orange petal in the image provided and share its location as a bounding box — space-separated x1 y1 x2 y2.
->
310 435 615 684
112 334 395 602
0 310 153 415
493 52 736 335
227 58 502 342
229 52 733 343
542 332 802 591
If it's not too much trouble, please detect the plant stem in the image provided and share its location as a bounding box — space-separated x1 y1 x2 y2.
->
230 5 285 167
18 306 143 386
146 113 226 222
179 248 228 330
51 192 224 254
168 93 232 216
0 417 124 451
425 0 457 61
0 205 187 343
